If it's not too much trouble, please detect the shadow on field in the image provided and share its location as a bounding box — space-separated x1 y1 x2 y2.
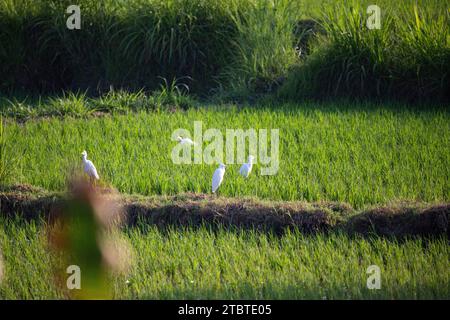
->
0 184 448 239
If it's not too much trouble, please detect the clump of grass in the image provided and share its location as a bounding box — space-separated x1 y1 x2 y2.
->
218 0 298 98
0 97 40 119
93 78 196 113
92 90 150 113
279 0 449 102
46 91 92 117
0 82 198 119
152 77 196 111
394 3 450 101
0 92 94 119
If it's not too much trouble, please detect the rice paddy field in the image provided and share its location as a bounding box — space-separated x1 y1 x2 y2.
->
1 99 448 300
0 219 448 299
0 0 449 301
2 101 449 208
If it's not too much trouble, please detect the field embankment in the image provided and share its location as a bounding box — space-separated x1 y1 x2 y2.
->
1 185 448 238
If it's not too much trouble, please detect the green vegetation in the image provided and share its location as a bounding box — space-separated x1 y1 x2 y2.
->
280 0 449 102
0 117 7 183
2 100 449 208
1 0 448 101
0 80 195 119
0 219 448 299
0 0 448 301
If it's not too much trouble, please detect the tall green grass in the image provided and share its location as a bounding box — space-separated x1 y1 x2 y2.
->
0 219 448 299
1 0 296 95
1 0 447 101
280 0 449 102
3 101 449 208
0 0 240 93
220 0 298 97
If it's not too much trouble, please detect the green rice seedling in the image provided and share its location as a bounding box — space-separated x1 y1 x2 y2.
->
0 219 448 299
3 100 449 208
0 116 7 184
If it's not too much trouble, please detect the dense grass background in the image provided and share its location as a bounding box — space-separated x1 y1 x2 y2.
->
0 219 448 299
2 101 449 208
0 0 448 101
0 0 292 95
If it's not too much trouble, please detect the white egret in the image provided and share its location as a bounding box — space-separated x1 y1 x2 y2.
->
176 136 195 145
239 155 255 178
212 163 226 193
81 150 99 182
